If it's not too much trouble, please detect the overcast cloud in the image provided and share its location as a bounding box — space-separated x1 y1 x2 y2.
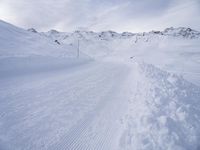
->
0 0 199 32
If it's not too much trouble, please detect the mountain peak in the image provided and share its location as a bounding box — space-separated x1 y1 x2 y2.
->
48 29 60 34
163 27 200 38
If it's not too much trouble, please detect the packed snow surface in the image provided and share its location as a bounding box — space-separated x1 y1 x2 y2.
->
0 20 200 150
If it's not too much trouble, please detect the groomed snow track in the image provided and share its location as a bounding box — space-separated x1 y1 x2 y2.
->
0 60 200 150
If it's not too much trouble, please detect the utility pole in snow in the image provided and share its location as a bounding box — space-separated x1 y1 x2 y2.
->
77 39 80 58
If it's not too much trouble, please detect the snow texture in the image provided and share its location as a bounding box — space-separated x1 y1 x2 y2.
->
0 20 200 150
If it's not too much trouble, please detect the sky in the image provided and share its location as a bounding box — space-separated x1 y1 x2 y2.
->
0 0 200 32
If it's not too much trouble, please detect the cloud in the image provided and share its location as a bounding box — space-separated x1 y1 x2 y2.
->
146 0 200 31
0 0 199 32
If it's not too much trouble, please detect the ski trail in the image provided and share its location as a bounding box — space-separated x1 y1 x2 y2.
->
0 61 133 150
49 62 134 150
1 60 200 150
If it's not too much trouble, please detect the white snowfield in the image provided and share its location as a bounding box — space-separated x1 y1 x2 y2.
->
0 20 200 150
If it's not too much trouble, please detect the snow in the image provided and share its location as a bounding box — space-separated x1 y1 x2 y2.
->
0 20 200 150
45 28 200 86
119 62 200 150
0 20 88 59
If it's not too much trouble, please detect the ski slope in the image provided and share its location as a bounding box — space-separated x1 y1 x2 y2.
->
0 60 129 149
0 20 200 150
1 59 200 150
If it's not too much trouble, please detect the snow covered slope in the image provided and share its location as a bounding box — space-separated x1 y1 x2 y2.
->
0 60 200 150
42 27 200 86
0 20 83 58
0 20 90 79
0 20 200 150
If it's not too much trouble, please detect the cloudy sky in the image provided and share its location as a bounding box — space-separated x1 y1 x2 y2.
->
0 0 200 32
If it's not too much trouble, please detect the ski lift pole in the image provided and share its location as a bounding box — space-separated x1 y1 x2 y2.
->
77 39 80 58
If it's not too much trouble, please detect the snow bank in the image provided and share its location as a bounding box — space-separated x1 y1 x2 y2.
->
120 62 200 150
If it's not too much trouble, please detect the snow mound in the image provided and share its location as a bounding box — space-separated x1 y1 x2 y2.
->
120 62 200 150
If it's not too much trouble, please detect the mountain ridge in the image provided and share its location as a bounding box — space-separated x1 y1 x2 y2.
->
27 26 200 41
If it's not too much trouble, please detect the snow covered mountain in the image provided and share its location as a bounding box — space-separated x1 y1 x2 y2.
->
1 20 200 150
39 27 200 42
163 27 200 38
38 27 200 86
0 20 72 58
0 20 89 79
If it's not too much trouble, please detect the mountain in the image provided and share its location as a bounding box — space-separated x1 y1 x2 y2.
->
38 27 200 60
0 20 84 58
163 27 200 38
37 26 200 86
0 20 89 78
1 19 199 85
40 27 200 43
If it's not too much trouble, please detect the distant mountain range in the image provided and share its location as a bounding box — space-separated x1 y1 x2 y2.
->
28 27 200 43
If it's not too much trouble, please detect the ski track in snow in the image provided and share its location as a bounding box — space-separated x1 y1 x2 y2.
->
0 60 132 150
0 60 200 150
